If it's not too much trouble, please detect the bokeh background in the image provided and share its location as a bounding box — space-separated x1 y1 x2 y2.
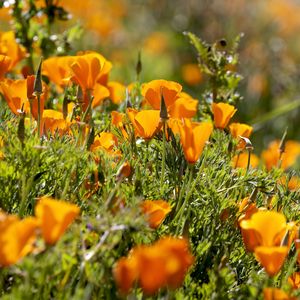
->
1 0 300 151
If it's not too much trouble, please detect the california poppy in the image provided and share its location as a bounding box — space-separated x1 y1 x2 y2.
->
140 200 171 228
168 92 198 119
90 132 120 156
232 152 260 169
127 108 162 140
0 213 38 267
262 140 300 170
42 109 71 136
177 119 213 164
141 79 182 110
288 272 300 289
212 102 237 129
263 288 296 300
0 54 12 79
35 196 80 245
0 31 26 68
114 236 194 295
181 63 202 86
42 56 76 89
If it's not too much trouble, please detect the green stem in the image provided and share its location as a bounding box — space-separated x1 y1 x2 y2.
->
160 122 166 192
246 149 251 173
37 93 41 137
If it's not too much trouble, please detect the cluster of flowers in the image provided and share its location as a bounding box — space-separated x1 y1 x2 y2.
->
1 30 300 298
0 197 79 267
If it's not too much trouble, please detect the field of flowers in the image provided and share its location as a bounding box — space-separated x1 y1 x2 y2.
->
0 1 300 299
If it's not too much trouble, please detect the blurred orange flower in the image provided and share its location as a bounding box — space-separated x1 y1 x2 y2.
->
288 272 300 289
114 237 194 295
278 175 300 191
177 119 213 164
181 63 202 86
42 110 71 136
262 140 300 170
0 54 12 79
111 111 128 139
127 108 162 140
232 152 259 169
263 288 295 300
35 196 80 245
140 200 171 228
90 132 119 154
0 213 38 267
240 211 290 276
212 102 237 129
107 81 126 104
0 31 26 68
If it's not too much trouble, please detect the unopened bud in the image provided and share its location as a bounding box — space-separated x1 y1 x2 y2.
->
33 57 43 96
160 91 168 121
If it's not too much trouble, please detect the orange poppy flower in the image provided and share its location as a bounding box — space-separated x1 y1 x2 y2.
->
229 123 253 139
0 31 26 68
35 196 80 245
288 272 300 289
0 77 47 118
168 92 198 119
262 140 300 170
263 288 295 300
232 152 260 169
90 132 119 154
254 246 289 276
141 79 182 110
113 255 139 294
278 175 300 191
114 236 194 295
212 102 237 129
240 211 290 276
42 56 76 88
42 110 71 136
240 211 287 249
111 111 128 139
107 81 126 104
181 63 202 86
71 52 112 91
127 108 162 140
0 54 12 79
140 200 171 228
177 119 213 164
0 213 38 267
91 83 110 109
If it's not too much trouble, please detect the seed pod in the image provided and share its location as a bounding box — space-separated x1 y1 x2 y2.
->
160 92 168 121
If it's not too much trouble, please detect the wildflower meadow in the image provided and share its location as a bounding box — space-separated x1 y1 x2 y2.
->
0 1 300 299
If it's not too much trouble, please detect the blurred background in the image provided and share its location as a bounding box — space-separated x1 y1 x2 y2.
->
1 0 300 151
